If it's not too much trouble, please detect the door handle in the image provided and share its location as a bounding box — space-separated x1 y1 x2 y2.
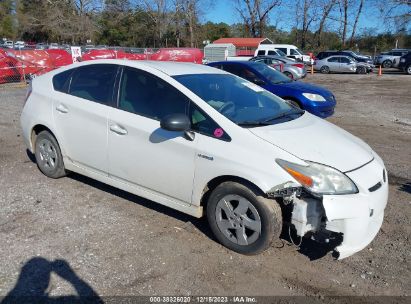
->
56 104 68 113
109 123 128 135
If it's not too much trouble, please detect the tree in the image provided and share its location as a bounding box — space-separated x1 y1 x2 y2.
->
233 0 282 37
0 0 16 39
314 0 337 47
335 0 365 48
380 0 411 31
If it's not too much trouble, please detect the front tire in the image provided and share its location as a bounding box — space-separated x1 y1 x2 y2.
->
382 60 392 68
207 182 282 255
34 130 66 178
356 66 366 74
283 71 294 79
406 64 411 75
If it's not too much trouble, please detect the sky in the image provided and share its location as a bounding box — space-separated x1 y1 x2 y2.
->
202 1 400 34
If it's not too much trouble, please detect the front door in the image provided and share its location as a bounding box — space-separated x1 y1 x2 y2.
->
107 66 197 204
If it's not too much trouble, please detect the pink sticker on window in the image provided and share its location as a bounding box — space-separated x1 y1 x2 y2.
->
214 128 224 138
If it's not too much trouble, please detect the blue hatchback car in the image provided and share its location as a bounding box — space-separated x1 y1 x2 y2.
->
208 61 336 118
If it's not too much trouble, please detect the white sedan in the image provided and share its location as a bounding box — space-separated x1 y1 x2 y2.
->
20 60 388 259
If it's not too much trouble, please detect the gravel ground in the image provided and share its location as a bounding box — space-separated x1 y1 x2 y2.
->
0 71 410 300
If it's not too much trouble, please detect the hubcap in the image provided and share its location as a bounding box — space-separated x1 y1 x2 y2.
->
407 66 411 74
38 139 57 170
215 194 261 245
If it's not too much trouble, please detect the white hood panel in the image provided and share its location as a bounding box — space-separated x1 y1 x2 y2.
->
249 113 373 172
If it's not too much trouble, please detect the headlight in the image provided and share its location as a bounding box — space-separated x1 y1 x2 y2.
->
276 159 358 195
302 93 326 102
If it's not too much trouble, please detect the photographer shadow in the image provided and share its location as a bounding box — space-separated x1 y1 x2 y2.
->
2 257 103 304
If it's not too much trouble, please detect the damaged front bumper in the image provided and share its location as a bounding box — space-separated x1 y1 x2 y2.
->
322 159 388 259
271 158 389 259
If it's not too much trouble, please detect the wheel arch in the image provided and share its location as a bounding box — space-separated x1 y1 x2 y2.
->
200 175 266 208
31 124 61 153
281 96 302 108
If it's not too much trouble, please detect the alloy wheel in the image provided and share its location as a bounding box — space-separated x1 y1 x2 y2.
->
215 194 262 245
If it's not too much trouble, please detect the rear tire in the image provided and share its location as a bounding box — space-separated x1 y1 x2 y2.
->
34 131 66 179
320 66 330 74
207 181 282 255
406 64 411 75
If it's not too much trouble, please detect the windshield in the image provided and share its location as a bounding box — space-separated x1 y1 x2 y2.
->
173 74 303 126
296 48 305 55
252 63 292 84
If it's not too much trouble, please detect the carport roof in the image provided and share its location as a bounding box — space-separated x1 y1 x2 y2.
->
213 38 273 48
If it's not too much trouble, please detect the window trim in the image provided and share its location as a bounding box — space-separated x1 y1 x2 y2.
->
68 63 120 108
116 65 190 122
189 101 232 142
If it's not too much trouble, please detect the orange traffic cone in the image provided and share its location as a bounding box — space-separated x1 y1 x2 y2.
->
378 65 382 76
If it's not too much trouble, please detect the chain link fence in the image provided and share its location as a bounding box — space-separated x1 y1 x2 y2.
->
1 46 203 89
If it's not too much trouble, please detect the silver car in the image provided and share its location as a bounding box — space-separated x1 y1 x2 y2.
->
314 55 371 74
374 49 410 68
250 56 307 79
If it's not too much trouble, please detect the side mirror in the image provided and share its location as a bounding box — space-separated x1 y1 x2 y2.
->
160 113 191 132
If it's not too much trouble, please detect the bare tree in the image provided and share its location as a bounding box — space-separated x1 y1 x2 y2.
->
233 0 282 37
314 0 337 47
140 0 172 47
348 0 363 47
339 0 349 47
379 0 411 31
296 0 317 49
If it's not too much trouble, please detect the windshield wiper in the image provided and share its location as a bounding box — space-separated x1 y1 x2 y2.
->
262 109 304 123
237 120 272 127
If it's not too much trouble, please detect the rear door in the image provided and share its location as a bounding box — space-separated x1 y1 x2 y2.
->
53 64 119 175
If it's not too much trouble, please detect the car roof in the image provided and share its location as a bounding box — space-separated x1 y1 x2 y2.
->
68 59 228 76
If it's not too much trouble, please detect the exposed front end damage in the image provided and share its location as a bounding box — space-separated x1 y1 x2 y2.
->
267 159 389 259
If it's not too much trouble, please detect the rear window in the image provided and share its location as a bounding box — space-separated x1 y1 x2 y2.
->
69 64 118 105
52 70 73 93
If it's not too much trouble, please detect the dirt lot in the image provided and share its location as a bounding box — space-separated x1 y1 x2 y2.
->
0 71 410 300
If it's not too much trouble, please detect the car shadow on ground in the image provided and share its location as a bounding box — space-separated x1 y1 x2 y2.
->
69 171 216 242
1 257 102 304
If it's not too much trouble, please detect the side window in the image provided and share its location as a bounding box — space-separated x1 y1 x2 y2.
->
327 57 339 62
267 50 276 55
119 67 189 120
392 52 402 56
257 50 265 56
238 67 259 82
340 57 350 63
221 64 241 76
277 48 287 54
190 103 230 141
53 69 73 93
69 64 118 105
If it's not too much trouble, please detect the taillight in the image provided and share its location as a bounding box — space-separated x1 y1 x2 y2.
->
24 82 32 106
292 63 305 69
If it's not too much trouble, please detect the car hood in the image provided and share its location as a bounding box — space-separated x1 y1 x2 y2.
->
249 112 374 172
280 81 333 96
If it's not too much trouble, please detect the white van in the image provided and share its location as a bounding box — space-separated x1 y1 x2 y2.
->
255 44 312 64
